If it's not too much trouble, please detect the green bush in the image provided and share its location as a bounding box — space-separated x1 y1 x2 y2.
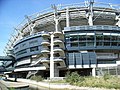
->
30 75 43 82
65 72 84 84
103 73 111 80
65 72 120 89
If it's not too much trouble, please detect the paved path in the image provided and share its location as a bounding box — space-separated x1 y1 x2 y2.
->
0 81 8 90
0 79 29 90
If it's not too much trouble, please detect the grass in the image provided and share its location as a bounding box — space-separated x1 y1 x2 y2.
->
29 72 120 89
65 72 120 89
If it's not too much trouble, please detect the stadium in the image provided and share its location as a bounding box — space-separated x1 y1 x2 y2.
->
1 1 120 79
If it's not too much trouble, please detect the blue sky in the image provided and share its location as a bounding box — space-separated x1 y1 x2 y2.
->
0 0 120 57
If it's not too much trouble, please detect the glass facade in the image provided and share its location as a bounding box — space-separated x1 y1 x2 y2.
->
68 52 96 66
65 32 120 49
64 25 120 67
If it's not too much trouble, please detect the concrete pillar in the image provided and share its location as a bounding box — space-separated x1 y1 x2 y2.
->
54 17 59 32
66 7 70 27
88 1 93 26
92 67 96 77
54 64 59 77
50 33 54 78
30 24 35 35
88 15 93 26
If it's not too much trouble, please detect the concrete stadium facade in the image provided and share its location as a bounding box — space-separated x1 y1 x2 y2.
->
2 1 120 79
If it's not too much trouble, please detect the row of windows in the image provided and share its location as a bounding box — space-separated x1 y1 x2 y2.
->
65 34 120 47
14 39 39 51
16 46 39 56
97 60 116 64
66 35 120 42
67 42 120 47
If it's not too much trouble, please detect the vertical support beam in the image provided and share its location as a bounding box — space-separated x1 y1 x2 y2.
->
51 4 59 32
92 67 96 77
88 0 94 26
55 17 59 32
31 24 35 34
14 28 23 40
25 15 33 35
50 33 54 78
88 15 93 26
66 7 70 27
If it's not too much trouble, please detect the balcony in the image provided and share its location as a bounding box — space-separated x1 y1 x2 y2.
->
54 32 64 39
41 48 50 53
41 40 50 45
54 31 63 36
41 32 50 37
53 39 64 44
41 58 50 63
54 57 65 62
53 47 64 52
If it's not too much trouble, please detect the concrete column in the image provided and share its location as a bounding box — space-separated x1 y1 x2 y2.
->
66 7 70 27
55 18 59 32
88 1 93 26
88 15 93 26
50 33 54 78
30 24 35 35
92 67 96 77
54 64 59 77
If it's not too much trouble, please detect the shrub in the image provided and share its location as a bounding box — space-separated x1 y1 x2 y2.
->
30 75 43 82
65 72 84 84
103 73 111 80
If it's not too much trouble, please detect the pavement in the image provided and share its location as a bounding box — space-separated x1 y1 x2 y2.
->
0 80 8 90
0 79 29 90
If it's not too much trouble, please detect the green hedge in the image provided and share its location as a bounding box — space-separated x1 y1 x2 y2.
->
65 72 120 89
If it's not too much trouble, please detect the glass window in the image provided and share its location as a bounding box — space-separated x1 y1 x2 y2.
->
82 53 89 65
30 46 38 52
79 42 86 46
87 42 94 46
71 42 78 47
16 49 27 56
79 35 86 41
75 53 82 65
96 35 103 46
104 42 110 46
96 42 103 46
104 35 110 41
111 42 117 46
70 36 78 42
96 35 103 41
29 40 38 45
68 53 74 65
111 36 118 41
87 35 94 41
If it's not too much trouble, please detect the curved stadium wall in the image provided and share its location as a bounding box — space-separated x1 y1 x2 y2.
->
4 1 120 78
